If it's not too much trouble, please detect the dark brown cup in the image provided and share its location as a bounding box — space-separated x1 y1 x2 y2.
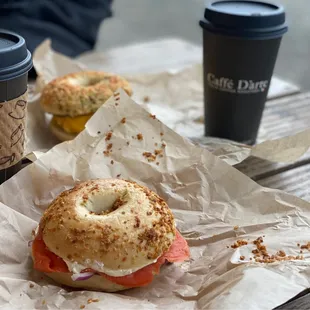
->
200 0 288 145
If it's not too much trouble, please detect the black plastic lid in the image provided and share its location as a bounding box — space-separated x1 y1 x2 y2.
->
200 1 288 39
0 30 32 81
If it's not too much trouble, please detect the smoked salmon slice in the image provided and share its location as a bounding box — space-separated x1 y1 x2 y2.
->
32 232 69 273
163 230 190 262
32 229 189 287
102 230 190 287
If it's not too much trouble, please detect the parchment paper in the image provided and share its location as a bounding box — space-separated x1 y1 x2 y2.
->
2 90 310 309
26 40 310 166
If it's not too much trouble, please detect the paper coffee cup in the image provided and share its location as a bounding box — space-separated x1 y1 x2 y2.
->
200 0 288 145
0 30 32 184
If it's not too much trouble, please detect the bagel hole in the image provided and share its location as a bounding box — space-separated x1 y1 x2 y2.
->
68 76 104 87
84 191 127 215
84 76 104 86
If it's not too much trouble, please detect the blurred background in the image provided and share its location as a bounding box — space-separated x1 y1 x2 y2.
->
98 0 307 89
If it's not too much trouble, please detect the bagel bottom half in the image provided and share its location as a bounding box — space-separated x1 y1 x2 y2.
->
46 272 128 292
49 120 77 142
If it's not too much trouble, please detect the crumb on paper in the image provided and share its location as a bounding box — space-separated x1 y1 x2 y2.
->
160 132 164 136
80 305 85 309
250 236 304 264
111 160 114 165
240 256 245 261
121 117 126 124
276 250 286 257
253 237 263 245
104 143 113 157
137 133 143 140
149 114 156 119
143 95 150 103
87 298 99 304
233 225 239 231
230 240 248 249
126 141 130 146
300 242 310 250
105 131 113 141
117 174 121 178
97 131 101 134
154 149 163 156
143 152 156 162
156 162 159 166
297 243 300 247
155 142 158 146
42 300 46 305
161 142 166 148
29 283 34 288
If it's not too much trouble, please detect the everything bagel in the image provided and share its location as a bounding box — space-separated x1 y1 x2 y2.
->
40 71 132 141
31 179 190 291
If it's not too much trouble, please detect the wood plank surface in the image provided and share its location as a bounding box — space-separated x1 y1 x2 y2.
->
258 163 310 201
236 92 310 180
274 289 310 310
258 92 310 143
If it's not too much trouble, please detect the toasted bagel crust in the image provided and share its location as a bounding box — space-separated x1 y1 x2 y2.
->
40 71 132 117
40 179 176 277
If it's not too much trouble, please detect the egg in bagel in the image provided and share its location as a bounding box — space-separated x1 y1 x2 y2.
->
40 71 132 141
31 179 190 292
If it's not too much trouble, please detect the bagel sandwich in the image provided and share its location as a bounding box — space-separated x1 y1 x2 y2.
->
40 71 132 141
31 179 190 292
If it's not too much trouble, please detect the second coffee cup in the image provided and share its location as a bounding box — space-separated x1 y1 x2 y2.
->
200 0 288 145
0 30 32 184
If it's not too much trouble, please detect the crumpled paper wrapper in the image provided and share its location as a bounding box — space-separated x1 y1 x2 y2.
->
2 89 310 309
26 40 310 167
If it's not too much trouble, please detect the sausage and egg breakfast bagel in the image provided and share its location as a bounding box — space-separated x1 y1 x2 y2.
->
40 71 132 141
31 179 190 292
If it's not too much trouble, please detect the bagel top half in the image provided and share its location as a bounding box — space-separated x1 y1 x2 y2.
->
39 179 176 276
40 71 132 117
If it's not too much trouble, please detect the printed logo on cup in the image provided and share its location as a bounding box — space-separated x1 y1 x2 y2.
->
207 73 269 94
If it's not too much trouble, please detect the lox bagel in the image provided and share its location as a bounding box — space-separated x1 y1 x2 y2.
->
31 179 190 292
40 71 132 141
